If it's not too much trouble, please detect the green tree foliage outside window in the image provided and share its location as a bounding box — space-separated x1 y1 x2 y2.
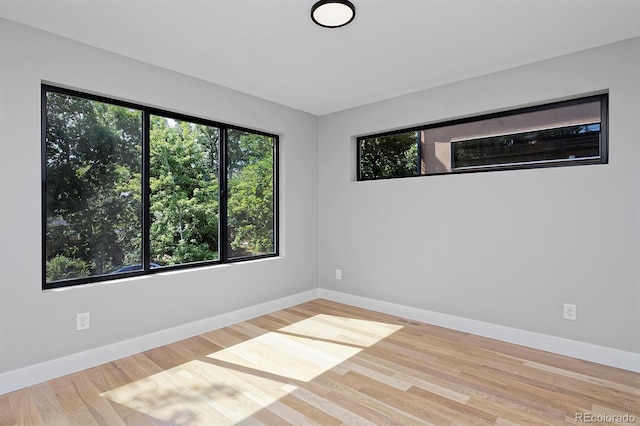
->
227 130 275 257
359 131 418 179
44 88 277 287
149 116 220 266
45 92 142 281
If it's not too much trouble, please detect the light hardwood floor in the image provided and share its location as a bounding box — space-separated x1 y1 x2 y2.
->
1 299 639 425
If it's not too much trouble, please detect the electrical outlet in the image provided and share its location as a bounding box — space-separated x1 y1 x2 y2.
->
335 269 342 280
76 312 90 331
563 303 576 321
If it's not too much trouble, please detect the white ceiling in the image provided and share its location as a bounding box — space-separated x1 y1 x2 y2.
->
1 0 639 115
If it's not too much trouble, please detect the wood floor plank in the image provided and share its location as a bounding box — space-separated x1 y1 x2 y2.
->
30 382 71 426
47 374 101 426
1 298 639 425
9 388 46 426
344 370 453 425
466 333 640 388
309 369 437 425
286 386 371 425
406 386 497 425
276 392 342 426
198 364 306 426
84 363 163 426
142 345 190 372
68 372 126 426
0 388 18 426
167 335 222 360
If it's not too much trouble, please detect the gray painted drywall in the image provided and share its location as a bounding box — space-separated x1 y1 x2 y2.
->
0 19 318 373
318 37 640 353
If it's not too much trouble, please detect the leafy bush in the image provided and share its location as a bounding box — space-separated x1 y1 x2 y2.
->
46 255 91 281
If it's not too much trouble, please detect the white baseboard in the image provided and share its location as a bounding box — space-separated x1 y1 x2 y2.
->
0 289 320 395
318 289 640 373
2 287 638 395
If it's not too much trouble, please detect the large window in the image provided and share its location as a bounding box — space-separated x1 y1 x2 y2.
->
357 94 608 180
43 86 278 289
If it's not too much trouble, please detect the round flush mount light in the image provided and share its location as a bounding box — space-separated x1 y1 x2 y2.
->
311 0 356 28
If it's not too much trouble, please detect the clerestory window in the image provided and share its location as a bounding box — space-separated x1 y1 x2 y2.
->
357 94 608 180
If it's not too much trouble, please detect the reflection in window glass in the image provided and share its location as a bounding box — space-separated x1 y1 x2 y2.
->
452 123 601 169
227 130 276 259
149 116 220 266
44 92 142 282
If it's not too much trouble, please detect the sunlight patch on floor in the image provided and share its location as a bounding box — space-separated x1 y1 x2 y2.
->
279 314 404 347
102 358 296 425
101 314 403 425
207 330 362 382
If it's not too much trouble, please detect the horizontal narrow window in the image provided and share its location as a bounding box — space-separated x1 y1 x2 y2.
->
42 85 278 289
357 94 607 180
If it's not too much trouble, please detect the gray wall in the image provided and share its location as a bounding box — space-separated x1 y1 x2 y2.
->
0 19 318 374
318 37 640 353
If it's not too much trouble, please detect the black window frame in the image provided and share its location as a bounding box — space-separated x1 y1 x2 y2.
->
356 94 608 181
42 84 279 290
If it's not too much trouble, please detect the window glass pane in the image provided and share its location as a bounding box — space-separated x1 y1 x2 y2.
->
452 123 601 169
359 131 419 179
358 96 606 180
227 130 276 259
149 116 220 266
45 92 143 283
429 100 602 171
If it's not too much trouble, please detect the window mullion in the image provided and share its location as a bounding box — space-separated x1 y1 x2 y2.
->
416 131 422 175
41 87 48 287
142 111 151 271
219 127 229 262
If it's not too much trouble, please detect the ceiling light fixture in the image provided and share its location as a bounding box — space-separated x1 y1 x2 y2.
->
311 0 356 28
